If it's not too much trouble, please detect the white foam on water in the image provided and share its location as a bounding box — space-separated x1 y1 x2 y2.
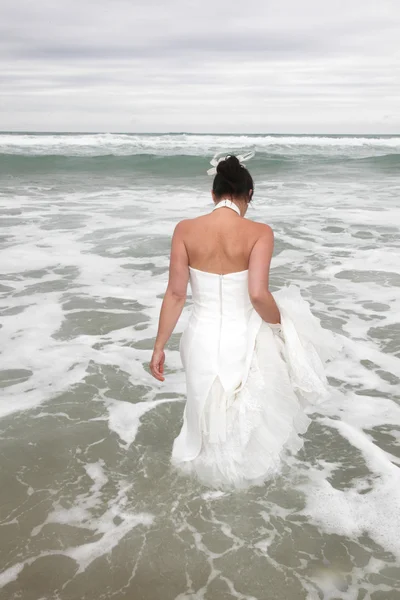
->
0 563 26 589
298 412 400 561
28 460 155 575
293 313 400 566
1 132 400 157
323 389 400 432
106 397 180 447
201 490 227 500
65 510 154 573
0 300 92 418
0 509 154 586
320 247 400 276
0 460 155 588
0 188 182 418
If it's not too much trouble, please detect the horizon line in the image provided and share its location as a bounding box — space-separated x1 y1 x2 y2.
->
1 130 399 136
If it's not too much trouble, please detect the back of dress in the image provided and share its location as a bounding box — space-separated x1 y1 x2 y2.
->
183 265 263 394
173 264 279 477
171 260 342 489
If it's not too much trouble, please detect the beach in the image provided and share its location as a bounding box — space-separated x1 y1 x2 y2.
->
0 132 399 599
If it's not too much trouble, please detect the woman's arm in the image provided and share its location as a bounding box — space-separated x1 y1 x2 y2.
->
150 221 189 381
248 225 281 325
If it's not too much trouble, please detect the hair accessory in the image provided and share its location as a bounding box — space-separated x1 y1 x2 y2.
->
206 150 255 175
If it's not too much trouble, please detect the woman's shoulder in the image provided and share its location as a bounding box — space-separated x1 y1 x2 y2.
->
250 219 273 230
254 221 274 235
246 220 274 240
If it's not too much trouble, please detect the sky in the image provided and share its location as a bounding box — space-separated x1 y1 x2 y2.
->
1 0 400 133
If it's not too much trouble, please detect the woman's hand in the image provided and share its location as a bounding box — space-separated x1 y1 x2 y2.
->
150 347 165 382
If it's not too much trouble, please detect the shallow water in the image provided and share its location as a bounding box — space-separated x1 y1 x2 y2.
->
0 133 400 600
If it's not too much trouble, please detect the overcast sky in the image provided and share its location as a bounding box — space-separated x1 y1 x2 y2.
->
1 0 399 133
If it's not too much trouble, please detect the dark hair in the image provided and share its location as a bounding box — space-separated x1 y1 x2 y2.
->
212 155 254 202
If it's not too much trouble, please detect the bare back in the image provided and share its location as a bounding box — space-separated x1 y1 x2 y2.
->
168 204 276 310
182 209 267 275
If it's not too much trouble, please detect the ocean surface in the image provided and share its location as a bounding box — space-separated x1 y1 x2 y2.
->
0 132 399 600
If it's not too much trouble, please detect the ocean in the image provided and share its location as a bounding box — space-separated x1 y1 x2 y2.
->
0 132 399 600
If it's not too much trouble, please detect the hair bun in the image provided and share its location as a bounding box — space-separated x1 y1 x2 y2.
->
216 155 242 178
212 154 254 201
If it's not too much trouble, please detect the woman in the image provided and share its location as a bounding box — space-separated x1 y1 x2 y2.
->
150 154 340 489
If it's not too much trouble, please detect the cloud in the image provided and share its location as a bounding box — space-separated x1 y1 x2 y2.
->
1 0 399 132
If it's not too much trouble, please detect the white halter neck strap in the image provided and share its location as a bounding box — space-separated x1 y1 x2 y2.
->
213 199 241 216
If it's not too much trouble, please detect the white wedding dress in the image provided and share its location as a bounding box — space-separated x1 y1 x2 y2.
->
171 201 342 490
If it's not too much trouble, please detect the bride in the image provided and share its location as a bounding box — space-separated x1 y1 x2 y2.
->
149 153 340 489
